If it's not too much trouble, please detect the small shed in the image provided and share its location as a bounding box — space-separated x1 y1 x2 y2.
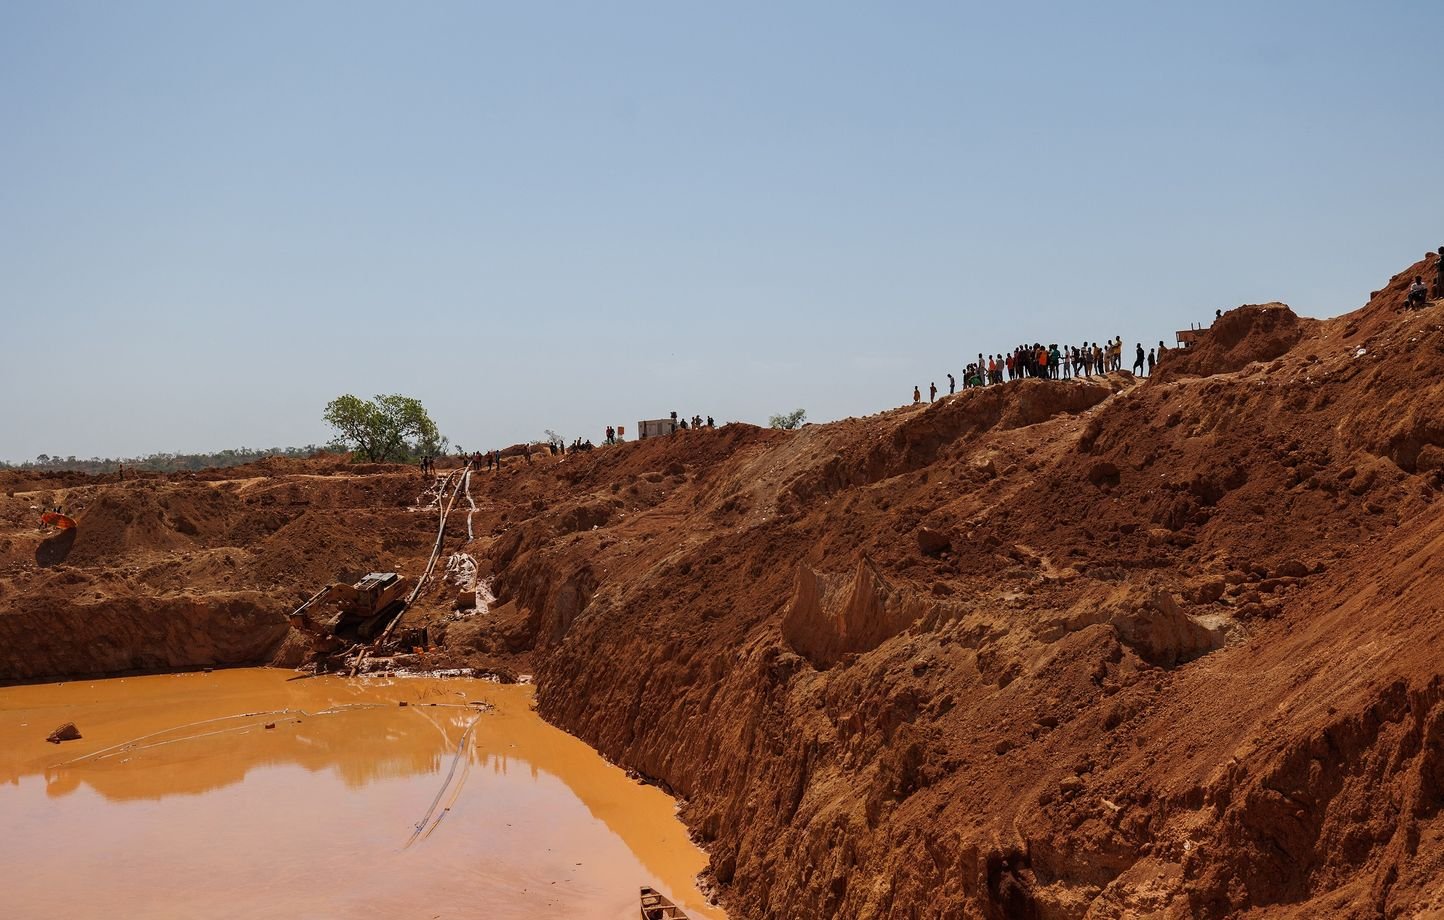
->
637 418 678 440
1175 326 1203 349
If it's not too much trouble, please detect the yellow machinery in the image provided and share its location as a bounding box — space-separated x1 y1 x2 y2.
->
289 572 413 646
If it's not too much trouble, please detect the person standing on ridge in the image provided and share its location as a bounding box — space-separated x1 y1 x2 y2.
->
1133 343 1145 375
929 382 937 402
1435 246 1443 298
1049 344 1061 379
948 373 955 395
913 385 921 404
1147 348 1156 375
1158 340 1169 361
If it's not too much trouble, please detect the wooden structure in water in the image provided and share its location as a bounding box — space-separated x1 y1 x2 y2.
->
640 886 689 920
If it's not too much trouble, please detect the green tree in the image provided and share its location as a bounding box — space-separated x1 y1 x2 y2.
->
323 394 445 463
769 408 807 430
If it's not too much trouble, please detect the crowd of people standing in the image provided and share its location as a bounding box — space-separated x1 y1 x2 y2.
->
919 337 1172 403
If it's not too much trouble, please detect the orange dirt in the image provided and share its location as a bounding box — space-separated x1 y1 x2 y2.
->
4 253 1444 917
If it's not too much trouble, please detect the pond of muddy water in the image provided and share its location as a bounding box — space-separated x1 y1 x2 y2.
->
0 669 723 920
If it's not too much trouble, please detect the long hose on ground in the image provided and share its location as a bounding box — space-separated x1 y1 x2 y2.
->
404 710 482 847
349 464 470 675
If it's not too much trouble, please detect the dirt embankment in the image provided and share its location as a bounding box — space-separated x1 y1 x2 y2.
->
0 467 437 680
4 255 1444 917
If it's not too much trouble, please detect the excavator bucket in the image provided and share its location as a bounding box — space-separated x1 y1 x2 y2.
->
40 511 77 531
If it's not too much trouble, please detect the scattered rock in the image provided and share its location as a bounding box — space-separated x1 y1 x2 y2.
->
1087 461 1121 487
1145 527 1173 547
1416 445 1444 473
916 527 950 557
1274 559 1310 579
264 722 276 730
46 722 81 744
1192 579 1226 604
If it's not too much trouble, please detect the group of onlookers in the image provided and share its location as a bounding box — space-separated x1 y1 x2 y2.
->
920 338 1173 403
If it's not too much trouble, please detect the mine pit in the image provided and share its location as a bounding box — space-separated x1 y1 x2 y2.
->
0 669 723 920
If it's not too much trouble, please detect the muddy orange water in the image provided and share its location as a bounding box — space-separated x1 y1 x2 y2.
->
0 669 725 920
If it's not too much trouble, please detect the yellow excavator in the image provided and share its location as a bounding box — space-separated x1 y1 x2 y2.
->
289 572 414 666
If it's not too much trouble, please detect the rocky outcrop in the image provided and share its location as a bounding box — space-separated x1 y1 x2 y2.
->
1109 590 1226 667
782 558 938 669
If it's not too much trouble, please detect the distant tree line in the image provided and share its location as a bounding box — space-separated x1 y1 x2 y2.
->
0 446 327 475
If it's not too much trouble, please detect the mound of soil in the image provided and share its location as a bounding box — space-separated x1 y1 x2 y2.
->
1160 303 1305 379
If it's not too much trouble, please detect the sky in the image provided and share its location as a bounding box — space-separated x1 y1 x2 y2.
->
2 0 1441 462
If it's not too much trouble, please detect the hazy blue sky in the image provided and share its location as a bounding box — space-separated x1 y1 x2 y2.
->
2 1 1440 462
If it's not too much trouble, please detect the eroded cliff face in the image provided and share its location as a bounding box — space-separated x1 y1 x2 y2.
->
4 258 1444 917
520 258 1444 918
0 593 288 682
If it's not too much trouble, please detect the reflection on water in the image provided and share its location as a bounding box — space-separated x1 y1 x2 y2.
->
0 669 724 920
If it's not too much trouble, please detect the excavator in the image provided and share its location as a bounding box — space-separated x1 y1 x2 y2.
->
289 572 414 669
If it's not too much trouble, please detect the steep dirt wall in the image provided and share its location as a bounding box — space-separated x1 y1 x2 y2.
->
0 468 439 684
518 268 1444 918
0 592 290 683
